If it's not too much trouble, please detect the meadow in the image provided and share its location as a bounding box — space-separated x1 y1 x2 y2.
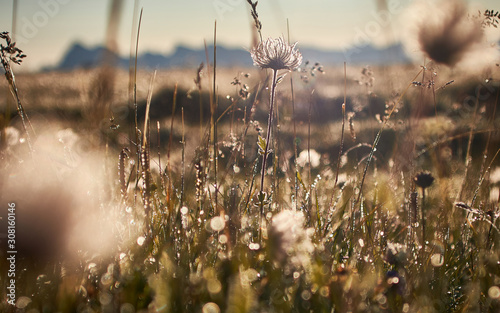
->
1 2 500 313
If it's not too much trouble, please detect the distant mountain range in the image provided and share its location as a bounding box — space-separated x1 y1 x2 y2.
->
44 41 413 71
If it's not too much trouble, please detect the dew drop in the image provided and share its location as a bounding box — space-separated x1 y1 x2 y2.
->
301 290 312 301
137 236 146 246
219 234 228 244
249 243 260 250
431 253 444 267
210 216 225 232
207 279 222 294
488 286 500 299
202 302 221 313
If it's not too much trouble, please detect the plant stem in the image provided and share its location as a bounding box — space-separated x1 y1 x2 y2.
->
422 187 426 245
259 69 278 215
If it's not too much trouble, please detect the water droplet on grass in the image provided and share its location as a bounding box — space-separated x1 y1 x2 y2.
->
431 253 444 267
207 279 222 294
488 286 500 299
137 236 145 246
219 234 228 244
202 302 220 313
210 216 225 232
249 243 260 250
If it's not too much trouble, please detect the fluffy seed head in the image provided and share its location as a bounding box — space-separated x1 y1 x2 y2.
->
250 37 302 71
418 0 483 66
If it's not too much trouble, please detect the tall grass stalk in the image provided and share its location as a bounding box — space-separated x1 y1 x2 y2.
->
167 83 178 212
458 88 480 202
330 62 347 208
132 8 143 209
142 70 156 233
181 108 185 209
287 20 299 211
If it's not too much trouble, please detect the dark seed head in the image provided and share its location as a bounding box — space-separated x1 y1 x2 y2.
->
414 171 435 189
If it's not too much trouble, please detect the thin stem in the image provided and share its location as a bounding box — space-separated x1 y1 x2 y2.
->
287 19 298 211
421 187 426 245
259 69 278 215
330 62 347 208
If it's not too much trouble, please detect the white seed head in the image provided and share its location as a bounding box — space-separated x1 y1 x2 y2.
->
250 37 302 71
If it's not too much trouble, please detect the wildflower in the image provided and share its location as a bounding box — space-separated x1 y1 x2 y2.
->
414 171 434 189
250 37 302 71
414 171 434 244
252 38 302 213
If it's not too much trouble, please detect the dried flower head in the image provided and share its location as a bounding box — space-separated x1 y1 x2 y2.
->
414 171 435 189
250 37 302 71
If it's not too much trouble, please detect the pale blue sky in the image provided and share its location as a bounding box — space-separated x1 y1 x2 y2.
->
0 0 499 71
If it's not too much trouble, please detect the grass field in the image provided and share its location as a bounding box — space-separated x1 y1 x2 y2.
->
1 2 500 313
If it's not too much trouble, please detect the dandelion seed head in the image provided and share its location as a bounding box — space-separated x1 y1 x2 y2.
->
250 37 302 71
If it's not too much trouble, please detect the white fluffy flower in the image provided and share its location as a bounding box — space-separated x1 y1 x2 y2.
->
250 37 302 71
268 210 314 268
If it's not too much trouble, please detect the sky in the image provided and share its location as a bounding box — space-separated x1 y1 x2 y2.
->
0 0 499 71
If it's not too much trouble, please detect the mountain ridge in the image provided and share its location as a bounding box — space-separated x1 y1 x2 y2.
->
44 41 412 71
